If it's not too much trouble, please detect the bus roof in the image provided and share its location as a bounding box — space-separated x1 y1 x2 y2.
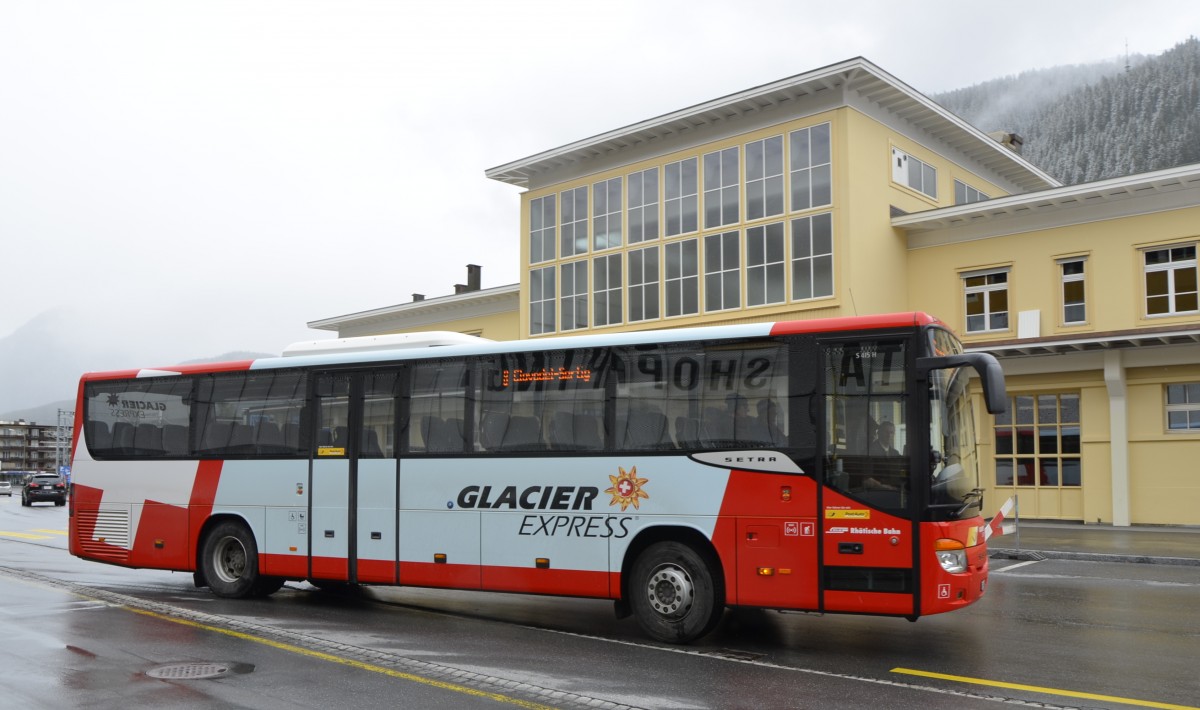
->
79 312 942 381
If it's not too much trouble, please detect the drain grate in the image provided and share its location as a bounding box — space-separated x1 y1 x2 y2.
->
147 662 232 680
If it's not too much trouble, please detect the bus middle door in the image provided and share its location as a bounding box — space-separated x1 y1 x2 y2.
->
310 372 358 583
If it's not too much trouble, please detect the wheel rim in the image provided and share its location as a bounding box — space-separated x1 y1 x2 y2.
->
211 535 248 584
645 564 694 618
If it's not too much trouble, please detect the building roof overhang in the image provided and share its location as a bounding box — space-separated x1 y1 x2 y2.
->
965 324 1200 358
485 57 1058 193
894 163 1200 244
307 284 520 332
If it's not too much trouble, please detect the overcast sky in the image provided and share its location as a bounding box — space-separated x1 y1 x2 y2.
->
2 0 1198 409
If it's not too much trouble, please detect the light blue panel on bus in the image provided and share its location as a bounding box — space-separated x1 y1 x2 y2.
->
311 458 350 570
216 460 310 563
357 458 397 573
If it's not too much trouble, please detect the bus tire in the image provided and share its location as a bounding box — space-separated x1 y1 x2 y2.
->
201 520 264 599
629 541 724 644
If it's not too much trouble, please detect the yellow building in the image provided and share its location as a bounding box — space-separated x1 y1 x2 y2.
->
315 58 1200 526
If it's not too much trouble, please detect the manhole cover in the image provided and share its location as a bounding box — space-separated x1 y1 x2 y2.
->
147 662 232 680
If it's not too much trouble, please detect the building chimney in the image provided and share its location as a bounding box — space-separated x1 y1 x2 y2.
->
454 264 483 294
412 293 425 302
988 131 1024 155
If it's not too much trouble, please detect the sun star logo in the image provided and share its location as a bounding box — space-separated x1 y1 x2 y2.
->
606 466 649 512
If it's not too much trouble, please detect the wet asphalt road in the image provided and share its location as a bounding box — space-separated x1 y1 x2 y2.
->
1 498 1198 710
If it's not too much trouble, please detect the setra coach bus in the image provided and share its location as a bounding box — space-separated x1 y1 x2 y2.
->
69 312 1005 643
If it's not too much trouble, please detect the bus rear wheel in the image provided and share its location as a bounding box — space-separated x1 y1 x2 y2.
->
201 520 279 598
629 541 724 644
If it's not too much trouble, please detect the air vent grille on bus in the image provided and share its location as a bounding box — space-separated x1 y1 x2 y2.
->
76 508 131 561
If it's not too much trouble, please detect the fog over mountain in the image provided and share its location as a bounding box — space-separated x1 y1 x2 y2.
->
0 308 271 420
935 37 1200 183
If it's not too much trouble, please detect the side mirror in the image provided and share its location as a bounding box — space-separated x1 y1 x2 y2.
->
916 352 1007 414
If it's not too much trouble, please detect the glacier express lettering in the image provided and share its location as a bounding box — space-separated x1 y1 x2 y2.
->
456 485 600 511
518 514 631 538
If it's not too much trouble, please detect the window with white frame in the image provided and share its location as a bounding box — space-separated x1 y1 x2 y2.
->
664 158 698 237
704 231 740 311
1144 245 1198 316
628 167 659 244
891 147 937 199
703 147 739 229
628 246 660 322
530 195 555 264
560 186 588 258
790 123 831 211
529 266 556 335
963 268 1010 333
1166 383 1200 431
954 179 988 205
665 239 699 317
593 177 622 250
593 254 622 328
745 135 784 220
560 261 588 331
746 222 785 306
1060 258 1086 324
791 212 833 300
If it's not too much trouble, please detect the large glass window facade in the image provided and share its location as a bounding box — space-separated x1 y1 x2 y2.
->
704 231 741 312
791 213 833 301
560 261 588 332
745 136 784 220
665 239 699 318
664 158 698 237
593 177 622 251
628 246 659 322
530 195 555 264
703 147 740 229
560 186 588 258
628 168 659 244
529 266 556 335
790 123 831 211
746 222 785 307
593 254 622 328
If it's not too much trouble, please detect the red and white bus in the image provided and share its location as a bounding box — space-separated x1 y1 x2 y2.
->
69 312 1005 643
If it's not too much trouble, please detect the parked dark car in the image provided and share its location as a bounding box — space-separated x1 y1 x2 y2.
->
22 474 67 506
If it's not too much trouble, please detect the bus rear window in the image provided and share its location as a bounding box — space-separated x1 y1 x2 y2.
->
84 378 193 458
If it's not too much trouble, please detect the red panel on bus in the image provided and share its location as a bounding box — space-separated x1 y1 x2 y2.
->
130 501 189 570
769 312 938 337
482 566 616 598
400 561 482 590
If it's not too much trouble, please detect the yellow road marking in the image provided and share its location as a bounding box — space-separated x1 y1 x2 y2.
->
0 532 53 540
893 667 1199 710
129 608 556 709
32 529 67 536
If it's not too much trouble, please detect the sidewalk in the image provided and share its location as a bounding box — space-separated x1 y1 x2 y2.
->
989 521 1200 566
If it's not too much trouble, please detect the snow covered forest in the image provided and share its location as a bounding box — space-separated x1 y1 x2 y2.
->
933 37 1200 185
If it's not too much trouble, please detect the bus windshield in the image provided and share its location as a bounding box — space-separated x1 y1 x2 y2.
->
928 364 981 519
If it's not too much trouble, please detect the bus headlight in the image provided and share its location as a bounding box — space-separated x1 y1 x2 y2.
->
935 539 967 574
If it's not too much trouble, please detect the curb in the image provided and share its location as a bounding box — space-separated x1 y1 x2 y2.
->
990 548 1200 567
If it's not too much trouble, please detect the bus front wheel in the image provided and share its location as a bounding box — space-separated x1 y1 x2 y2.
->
629 541 724 644
201 520 278 598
